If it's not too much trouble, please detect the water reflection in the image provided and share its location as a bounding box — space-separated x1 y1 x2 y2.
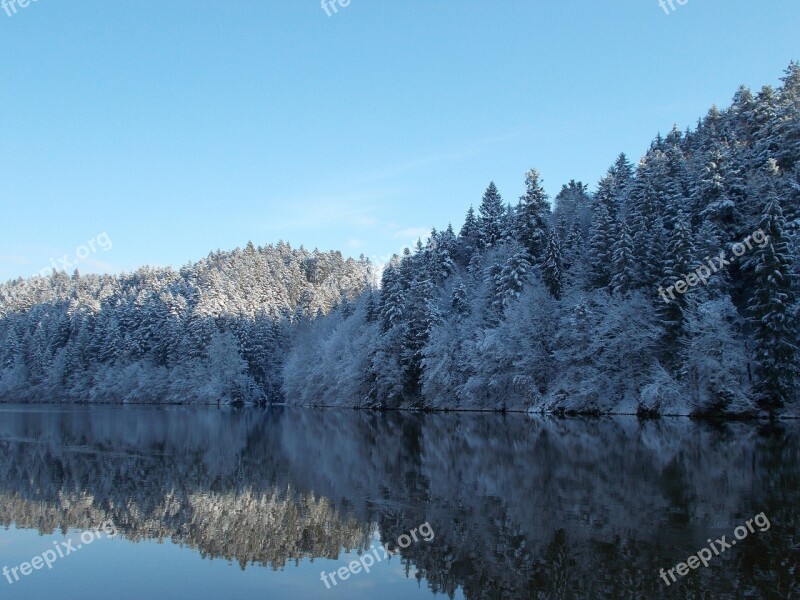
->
0 405 797 598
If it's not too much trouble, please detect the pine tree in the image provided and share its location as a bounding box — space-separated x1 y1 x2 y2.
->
588 202 614 289
501 203 516 244
401 276 439 399
552 180 591 236
515 169 551 262
97 312 122 365
478 182 506 249
692 143 735 235
378 258 404 332
595 154 632 219
365 289 378 323
746 174 798 411
773 62 800 170
459 206 479 240
663 210 696 296
2 326 19 369
613 153 634 188
610 221 636 296
542 231 564 299
451 283 470 316
429 227 457 282
595 173 617 220
456 206 481 265
487 249 531 319
658 208 696 366
752 85 780 169
563 218 585 272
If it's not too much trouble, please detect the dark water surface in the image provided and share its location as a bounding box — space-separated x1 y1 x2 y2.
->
0 405 797 599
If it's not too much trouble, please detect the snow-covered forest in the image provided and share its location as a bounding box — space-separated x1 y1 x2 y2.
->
284 65 800 416
0 243 372 403
1 65 799 415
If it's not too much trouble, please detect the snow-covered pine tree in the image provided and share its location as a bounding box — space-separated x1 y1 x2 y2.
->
746 167 798 411
658 208 696 367
588 201 615 290
773 62 800 171
552 179 592 236
542 230 564 299
460 206 479 239
610 220 636 296
563 218 585 272
752 85 780 170
456 206 481 265
378 257 404 332
514 169 551 263
478 182 506 249
451 282 470 316
486 247 531 320
401 275 440 399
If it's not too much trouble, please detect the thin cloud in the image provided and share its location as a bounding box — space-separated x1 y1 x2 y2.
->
393 227 430 240
0 255 29 265
257 190 396 233
354 130 524 184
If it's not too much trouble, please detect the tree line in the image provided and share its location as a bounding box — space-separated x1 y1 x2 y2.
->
1 64 798 415
284 63 800 416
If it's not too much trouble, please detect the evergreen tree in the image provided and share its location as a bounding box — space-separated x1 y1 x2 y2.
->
451 283 470 316
515 169 551 262
563 218 585 272
553 180 591 237
487 249 531 319
456 206 481 265
588 202 614 289
752 85 780 169
401 276 440 399
613 153 634 187
378 258 404 332
658 208 696 366
610 221 636 296
2 326 19 370
429 226 457 282
773 62 800 170
746 174 798 410
460 206 479 239
692 143 736 235
501 203 516 244
365 289 378 323
542 231 564 299
478 182 506 249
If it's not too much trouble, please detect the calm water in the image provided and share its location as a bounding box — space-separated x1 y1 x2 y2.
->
0 405 797 599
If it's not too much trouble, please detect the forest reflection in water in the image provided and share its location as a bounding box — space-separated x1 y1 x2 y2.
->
0 404 797 599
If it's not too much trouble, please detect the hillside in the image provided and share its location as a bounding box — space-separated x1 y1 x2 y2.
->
0 243 372 403
284 64 800 416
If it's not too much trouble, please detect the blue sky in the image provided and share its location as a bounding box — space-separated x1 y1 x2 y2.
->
1 0 798 281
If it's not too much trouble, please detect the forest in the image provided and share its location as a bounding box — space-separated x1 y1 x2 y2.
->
284 64 800 416
1 64 798 416
0 243 372 403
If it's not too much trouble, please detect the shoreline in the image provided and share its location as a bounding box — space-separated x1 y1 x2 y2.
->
0 400 797 420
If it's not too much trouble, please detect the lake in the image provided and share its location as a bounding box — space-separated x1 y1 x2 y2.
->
0 405 797 599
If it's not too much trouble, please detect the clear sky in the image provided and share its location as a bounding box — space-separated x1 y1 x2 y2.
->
1 0 798 281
